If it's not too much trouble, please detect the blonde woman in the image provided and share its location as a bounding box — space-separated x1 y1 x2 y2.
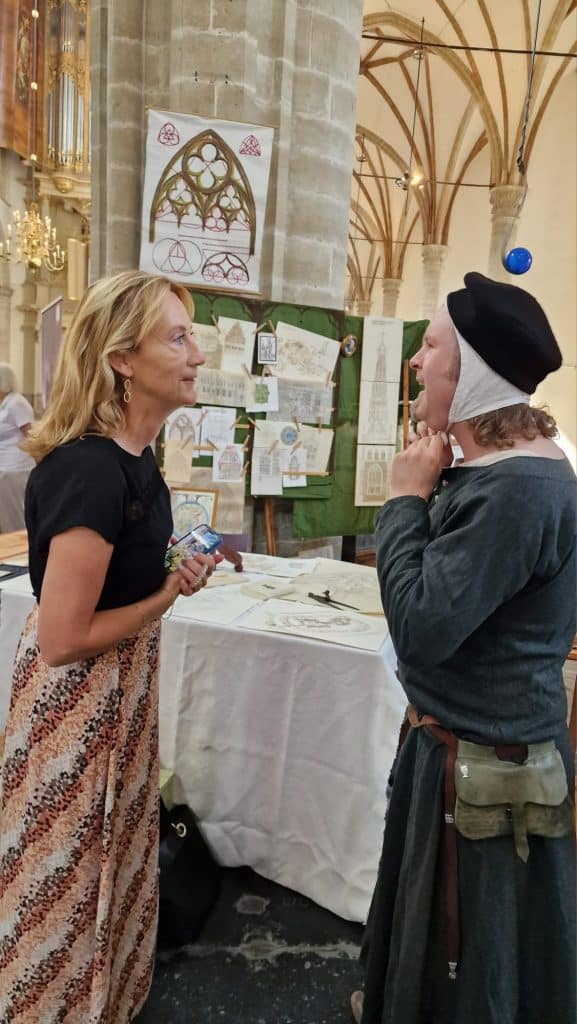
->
0 271 220 1023
0 362 35 532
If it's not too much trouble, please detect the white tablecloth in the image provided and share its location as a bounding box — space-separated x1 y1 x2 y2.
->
0 576 405 922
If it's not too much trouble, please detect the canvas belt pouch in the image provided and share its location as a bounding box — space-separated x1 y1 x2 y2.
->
454 739 573 861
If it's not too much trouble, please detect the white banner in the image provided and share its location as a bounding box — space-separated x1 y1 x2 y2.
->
140 109 273 295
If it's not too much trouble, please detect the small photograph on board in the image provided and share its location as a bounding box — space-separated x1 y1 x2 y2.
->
170 487 219 537
257 332 278 364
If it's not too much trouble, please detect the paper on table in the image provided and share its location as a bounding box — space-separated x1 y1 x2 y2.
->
240 577 296 600
282 563 384 615
171 587 261 625
241 598 389 651
206 569 251 588
240 553 319 577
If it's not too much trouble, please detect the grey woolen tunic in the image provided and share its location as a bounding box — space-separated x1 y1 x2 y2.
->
360 455 576 1024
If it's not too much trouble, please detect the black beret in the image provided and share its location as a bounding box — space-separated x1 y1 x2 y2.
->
447 272 562 394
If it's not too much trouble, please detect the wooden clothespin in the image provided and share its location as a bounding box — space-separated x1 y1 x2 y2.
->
247 416 260 430
291 416 300 433
317 417 323 432
242 462 250 475
206 439 218 451
262 365 272 377
325 370 332 387
255 321 267 334
242 364 253 380
198 408 209 424
242 436 251 451
290 440 303 454
268 439 279 455
267 320 278 337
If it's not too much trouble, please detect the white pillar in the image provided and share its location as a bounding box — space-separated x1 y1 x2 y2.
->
421 244 448 320
356 298 373 316
381 277 401 317
488 184 525 281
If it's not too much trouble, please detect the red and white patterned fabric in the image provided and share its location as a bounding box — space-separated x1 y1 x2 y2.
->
0 609 161 1023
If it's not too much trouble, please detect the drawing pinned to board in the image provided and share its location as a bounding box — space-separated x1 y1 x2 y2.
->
140 110 273 294
354 445 396 507
170 487 218 536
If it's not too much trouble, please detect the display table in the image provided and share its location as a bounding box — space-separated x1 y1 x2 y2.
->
0 571 405 923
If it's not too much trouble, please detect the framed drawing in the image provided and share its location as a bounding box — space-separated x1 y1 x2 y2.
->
257 332 278 364
170 487 219 537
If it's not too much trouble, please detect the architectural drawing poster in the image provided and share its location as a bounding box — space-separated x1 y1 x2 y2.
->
140 109 274 294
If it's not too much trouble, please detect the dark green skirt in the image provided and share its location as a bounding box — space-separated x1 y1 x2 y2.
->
360 727 576 1024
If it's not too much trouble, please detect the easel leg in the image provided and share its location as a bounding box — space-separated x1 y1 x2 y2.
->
263 497 277 556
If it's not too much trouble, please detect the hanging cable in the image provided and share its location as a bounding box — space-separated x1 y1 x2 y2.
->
501 0 542 274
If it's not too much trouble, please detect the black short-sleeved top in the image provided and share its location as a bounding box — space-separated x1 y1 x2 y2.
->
25 435 173 610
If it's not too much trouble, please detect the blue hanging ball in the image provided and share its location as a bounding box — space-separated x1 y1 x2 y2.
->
503 247 533 275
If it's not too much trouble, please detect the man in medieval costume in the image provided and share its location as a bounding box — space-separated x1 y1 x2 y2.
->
351 272 576 1024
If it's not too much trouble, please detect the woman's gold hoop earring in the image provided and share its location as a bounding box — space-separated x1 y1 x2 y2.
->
123 379 132 403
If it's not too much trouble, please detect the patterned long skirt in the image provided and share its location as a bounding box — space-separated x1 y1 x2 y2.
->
0 609 161 1024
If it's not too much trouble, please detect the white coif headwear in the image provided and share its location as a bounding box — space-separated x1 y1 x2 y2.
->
447 317 530 427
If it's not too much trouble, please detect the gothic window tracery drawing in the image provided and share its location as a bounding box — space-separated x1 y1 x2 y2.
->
141 112 273 294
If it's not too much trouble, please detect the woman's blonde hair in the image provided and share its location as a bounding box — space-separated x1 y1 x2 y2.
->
24 270 194 461
468 403 558 449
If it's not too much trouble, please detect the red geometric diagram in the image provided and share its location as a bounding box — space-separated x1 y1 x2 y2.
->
158 122 180 146
239 134 261 157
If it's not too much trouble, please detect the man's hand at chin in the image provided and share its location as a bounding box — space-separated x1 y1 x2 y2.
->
409 420 453 469
390 432 450 501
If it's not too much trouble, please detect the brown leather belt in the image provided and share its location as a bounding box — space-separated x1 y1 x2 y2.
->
404 705 527 981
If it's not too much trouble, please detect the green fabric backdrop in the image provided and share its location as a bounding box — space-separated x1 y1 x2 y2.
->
186 289 427 538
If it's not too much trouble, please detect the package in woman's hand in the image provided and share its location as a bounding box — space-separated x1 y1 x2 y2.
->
165 524 223 572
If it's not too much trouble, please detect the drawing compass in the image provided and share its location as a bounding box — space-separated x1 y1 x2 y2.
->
307 589 359 611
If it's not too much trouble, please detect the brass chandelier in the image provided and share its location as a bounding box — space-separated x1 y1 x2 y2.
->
0 1 65 274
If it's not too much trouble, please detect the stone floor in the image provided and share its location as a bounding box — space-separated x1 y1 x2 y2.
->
138 866 364 1024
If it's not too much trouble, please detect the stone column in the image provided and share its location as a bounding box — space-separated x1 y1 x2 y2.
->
488 184 526 282
381 277 401 317
421 244 448 320
355 298 372 317
16 277 38 404
90 0 364 308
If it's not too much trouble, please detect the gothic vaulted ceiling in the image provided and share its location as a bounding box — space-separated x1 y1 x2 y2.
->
348 0 576 307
